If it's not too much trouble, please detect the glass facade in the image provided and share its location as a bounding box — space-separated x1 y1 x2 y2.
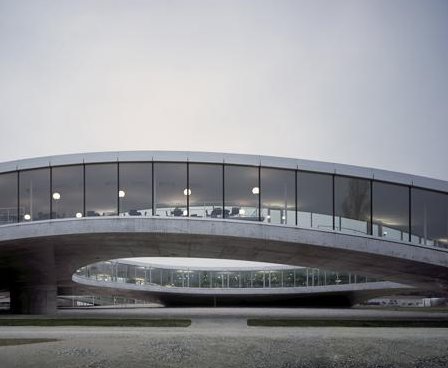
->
411 189 448 248
261 168 295 225
224 165 259 220
51 165 84 219
85 164 118 217
372 181 409 241
0 172 17 224
19 168 50 222
335 176 371 235
297 171 333 230
189 164 223 218
154 163 187 217
1 158 447 250
119 163 152 217
76 260 379 289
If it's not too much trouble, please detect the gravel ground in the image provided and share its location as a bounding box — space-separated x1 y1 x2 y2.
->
1 325 448 368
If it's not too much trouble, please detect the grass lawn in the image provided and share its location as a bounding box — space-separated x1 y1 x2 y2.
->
247 319 448 327
0 318 191 327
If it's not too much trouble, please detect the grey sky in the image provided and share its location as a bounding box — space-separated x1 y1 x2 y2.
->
1 0 447 180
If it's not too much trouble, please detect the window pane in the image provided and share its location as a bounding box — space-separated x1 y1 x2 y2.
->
297 171 333 230
335 176 371 235
85 164 117 217
119 163 152 217
189 164 223 218
154 163 187 217
19 168 50 222
261 168 295 225
0 172 17 224
52 165 83 219
269 271 282 287
372 181 409 241
224 165 259 220
411 189 448 248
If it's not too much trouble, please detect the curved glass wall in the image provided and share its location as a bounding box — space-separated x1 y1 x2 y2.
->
19 168 50 222
52 165 84 219
224 165 259 220
76 260 379 289
0 172 17 224
372 181 409 241
189 164 223 218
297 171 333 230
335 176 371 235
119 163 152 217
154 163 187 217
85 164 118 217
411 188 448 248
1 158 447 250
261 168 295 225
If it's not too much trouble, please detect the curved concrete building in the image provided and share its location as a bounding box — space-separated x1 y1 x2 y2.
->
0 151 447 313
72 258 409 307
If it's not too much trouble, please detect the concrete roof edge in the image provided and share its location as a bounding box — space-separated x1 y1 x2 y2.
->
0 150 446 193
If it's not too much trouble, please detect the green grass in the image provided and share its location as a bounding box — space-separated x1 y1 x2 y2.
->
247 319 448 328
0 318 191 327
0 338 59 346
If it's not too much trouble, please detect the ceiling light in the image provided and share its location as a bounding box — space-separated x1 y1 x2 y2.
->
76 212 83 218
118 190 126 198
52 192 61 200
252 187 259 195
183 188 191 196
24 214 31 221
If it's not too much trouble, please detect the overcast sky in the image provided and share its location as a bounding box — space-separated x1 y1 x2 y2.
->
1 0 447 180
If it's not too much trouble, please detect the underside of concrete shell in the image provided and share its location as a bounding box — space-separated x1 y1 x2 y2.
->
0 217 447 314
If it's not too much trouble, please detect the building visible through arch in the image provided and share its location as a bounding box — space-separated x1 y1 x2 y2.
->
0 151 447 313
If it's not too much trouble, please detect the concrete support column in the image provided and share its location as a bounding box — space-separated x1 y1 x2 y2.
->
9 245 57 314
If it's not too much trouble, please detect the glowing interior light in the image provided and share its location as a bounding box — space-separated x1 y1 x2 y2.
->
252 187 260 195
183 188 191 196
75 212 83 218
383 231 388 236
24 214 31 221
266 215 271 219
118 190 126 198
239 208 246 215
52 192 61 200
281 215 286 220
183 210 188 216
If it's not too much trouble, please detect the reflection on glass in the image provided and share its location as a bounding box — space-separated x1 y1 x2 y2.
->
297 172 333 230
19 169 50 222
52 165 83 219
0 172 18 224
411 189 448 248
85 164 118 217
189 164 223 218
372 181 409 241
154 163 187 217
335 176 371 235
261 168 295 225
119 163 152 217
224 165 259 220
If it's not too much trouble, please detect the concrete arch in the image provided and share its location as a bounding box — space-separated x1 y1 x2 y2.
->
1 216 448 313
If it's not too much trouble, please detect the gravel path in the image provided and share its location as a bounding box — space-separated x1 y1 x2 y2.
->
1 325 448 367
